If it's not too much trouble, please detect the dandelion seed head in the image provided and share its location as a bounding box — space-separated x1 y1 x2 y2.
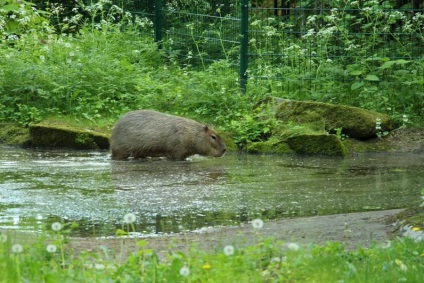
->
51 222 62 231
0 234 7 243
46 244 57 253
123 213 136 224
179 266 190 276
223 245 234 256
11 244 23 253
251 219 264 229
95 263 105 270
286 242 300 251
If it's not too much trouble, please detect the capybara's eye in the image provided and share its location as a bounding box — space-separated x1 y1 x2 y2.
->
211 135 217 140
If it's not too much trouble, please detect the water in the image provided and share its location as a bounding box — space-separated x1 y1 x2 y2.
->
0 145 423 237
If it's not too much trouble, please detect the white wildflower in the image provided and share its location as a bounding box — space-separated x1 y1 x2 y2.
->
13 216 20 225
270 257 281 263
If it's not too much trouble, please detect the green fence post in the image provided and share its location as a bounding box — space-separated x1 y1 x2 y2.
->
155 0 162 49
239 0 249 92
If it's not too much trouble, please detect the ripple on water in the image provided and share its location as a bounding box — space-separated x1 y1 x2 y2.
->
0 147 423 237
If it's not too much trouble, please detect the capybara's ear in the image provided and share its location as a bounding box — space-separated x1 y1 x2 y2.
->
203 125 209 132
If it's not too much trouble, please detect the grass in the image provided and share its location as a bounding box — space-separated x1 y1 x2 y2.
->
1 218 424 282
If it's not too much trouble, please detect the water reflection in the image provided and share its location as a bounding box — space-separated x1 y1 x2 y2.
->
0 145 423 237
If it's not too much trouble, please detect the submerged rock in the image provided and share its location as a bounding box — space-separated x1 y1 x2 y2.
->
286 134 348 157
247 138 294 154
30 123 109 149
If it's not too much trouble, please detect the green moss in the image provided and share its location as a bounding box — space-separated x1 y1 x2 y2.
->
277 123 327 139
275 99 396 140
343 137 393 153
0 123 31 145
286 133 348 157
29 123 110 149
217 130 238 152
247 138 294 154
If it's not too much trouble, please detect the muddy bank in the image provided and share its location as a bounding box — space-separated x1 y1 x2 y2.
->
68 209 403 260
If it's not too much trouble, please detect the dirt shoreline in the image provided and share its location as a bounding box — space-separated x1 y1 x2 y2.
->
67 209 404 260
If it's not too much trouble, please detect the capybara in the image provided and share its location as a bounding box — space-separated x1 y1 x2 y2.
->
110 110 226 161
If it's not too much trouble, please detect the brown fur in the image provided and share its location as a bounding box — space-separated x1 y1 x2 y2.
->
110 110 226 161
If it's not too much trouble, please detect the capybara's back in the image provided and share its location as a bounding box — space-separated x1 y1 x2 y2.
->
110 110 226 161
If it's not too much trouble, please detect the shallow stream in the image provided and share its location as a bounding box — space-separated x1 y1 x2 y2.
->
0 145 423 237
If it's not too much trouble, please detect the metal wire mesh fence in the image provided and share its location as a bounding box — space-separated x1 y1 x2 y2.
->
58 0 423 101
246 0 424 102
156 1 241 72
125 0 423 104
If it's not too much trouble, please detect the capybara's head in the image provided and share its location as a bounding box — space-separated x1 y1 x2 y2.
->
197 125 226 157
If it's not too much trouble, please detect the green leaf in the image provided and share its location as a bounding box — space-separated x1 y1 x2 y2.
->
350 70 362 76
365 74 380 81
379 61 396 70
395 59 410 65
394 70 409 76
351 82 364 90
366 57 388 61
116 229 128 236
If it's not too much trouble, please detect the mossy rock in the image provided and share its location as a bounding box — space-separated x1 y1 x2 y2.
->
247 138 294 154
286 134 348 156
0 123 31 145
217 130 238 152
30 123 110 149
273 98 396 140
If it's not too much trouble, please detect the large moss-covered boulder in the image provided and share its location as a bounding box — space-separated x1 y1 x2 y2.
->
274 98 396 140
30 123 110 149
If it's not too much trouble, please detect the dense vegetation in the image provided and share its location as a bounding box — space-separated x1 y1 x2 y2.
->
0 0 245 127
1 0 423 146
